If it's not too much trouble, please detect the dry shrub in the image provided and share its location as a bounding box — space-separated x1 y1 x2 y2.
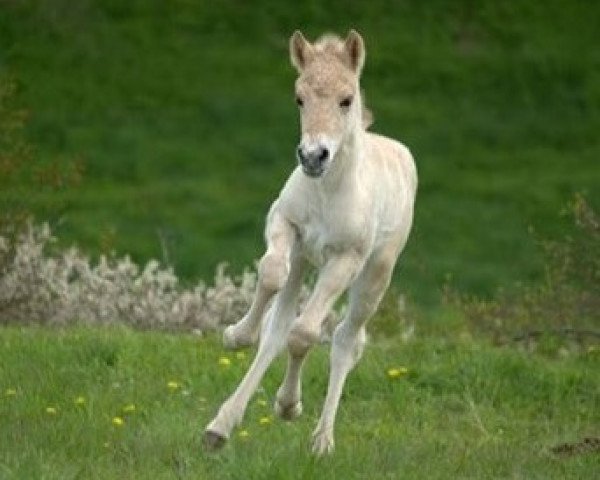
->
445 194 600 347
0 76 84 232
0 222 342 333
0 222 255 330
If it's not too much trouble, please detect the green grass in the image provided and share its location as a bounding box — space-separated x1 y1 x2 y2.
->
1 325 598 479
1 3 598 477
1 0 599 305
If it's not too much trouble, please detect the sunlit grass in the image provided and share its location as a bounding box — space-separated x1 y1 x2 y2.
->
0 325 597 478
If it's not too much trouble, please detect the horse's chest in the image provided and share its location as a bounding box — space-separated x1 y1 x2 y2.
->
298 221 329 265
297 208 366 266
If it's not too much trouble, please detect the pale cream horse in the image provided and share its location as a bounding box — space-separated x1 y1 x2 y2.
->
204 30 417 455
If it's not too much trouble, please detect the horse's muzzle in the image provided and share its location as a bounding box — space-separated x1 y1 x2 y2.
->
297 145 329 178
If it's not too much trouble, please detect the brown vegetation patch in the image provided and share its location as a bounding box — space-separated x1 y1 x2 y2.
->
551 437 600 458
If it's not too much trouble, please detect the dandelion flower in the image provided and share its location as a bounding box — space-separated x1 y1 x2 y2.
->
238 429 250 439
167 381 180 391
46 406 57 415
123 404 136 413
74 396 86 406
5 388 17 397
218 356 231 367
257 399 268 407
112 416 124 427
387 366 409 379
259 416 272 426
235 351 247 360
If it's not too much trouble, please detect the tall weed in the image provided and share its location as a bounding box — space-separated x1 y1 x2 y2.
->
445 194 599 349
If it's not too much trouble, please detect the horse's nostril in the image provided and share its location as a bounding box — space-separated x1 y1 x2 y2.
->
318 148 329 163
297 145 328 170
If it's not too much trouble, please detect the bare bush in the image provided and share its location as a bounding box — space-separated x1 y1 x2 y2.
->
0 77 83 231
0 222 252 330
0 222 341 333
445 194 600 347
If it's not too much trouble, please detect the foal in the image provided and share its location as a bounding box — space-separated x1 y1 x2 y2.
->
204 30 417 455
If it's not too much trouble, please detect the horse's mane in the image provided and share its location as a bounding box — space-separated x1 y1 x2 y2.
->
314 34 345 55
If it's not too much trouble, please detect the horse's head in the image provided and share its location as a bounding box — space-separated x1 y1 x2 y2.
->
290 30 370 178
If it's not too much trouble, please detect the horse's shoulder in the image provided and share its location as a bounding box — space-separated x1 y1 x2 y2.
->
365 132 417 192
270 169 310 225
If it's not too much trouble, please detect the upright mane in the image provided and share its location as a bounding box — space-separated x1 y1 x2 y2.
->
314 34 346 56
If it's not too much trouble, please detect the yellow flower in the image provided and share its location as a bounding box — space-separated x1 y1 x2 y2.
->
167 381 180 391
235 351 247 360
74 396 86 406
218 356 231 367
387 366 409 379
238 429 250 439
259 416 272 426
46 406 57 415
123 404 136 413
112 416 124 427
5 388 17 397
257 399 268 407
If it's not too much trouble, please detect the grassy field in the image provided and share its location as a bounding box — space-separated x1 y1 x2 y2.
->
1 325 598 479
1 3 598 478
1 0 599 305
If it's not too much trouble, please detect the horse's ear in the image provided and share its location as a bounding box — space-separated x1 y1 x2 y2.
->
344 30 365 73
290 31 313 71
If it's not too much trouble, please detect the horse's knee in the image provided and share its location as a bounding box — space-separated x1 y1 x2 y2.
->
366 256 395 290
258 251 289 292
287 313 322 357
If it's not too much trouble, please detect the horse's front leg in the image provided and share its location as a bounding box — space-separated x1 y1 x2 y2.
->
287 252 362 358
204 246 307 450
223 209 295 350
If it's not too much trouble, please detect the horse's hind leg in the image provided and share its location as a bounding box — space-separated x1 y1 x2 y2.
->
274 349 308 421
223 209 296 350
276 253 362 421
312 245 398 455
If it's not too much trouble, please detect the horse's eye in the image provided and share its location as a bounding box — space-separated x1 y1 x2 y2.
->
296 96 304 107
339 96 353 108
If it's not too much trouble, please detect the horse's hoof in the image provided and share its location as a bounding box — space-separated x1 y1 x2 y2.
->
312 428 335 456
223 325 247 350
274 399 303 421
222 326 240 350
223 325 256 350
203 429 227 451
